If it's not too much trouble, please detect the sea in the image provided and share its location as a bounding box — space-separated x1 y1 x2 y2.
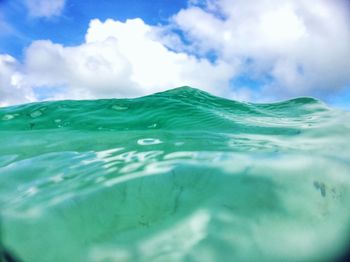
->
1 87 350 261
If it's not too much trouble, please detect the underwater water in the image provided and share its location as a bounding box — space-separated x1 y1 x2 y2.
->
0 86 350 262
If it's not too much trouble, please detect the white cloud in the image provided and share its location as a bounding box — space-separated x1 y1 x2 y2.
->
0 55 35 107
173 0 350 99
7 18 234 103
25 0 66 18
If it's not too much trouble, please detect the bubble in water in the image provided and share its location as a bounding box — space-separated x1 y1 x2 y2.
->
2 114 15 120
147 123 158 128
50 175 63 183
112 105 128 111
54 119 63 127
26 187 38 197
137 138 162 145
30 110 42 118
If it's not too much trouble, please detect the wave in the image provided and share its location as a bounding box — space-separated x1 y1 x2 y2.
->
0 87 350 261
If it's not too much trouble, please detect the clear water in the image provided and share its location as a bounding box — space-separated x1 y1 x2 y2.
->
0 87 350 261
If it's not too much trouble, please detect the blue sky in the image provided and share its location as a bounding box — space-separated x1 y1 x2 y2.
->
0 0 350 110
0 0 187 57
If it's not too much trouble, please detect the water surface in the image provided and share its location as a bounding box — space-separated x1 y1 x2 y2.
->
1 87 350 261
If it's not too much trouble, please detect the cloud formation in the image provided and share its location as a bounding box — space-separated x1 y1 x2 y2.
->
0 54 35 107
174 0 350 98
25 0 66 17
0 18 234 106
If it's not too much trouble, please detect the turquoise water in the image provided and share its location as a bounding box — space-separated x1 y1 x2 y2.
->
0 87 350 261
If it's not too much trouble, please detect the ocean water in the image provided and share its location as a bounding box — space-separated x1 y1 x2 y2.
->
0 86 350 262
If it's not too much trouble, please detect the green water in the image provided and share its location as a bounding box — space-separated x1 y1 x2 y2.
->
0 87 350 261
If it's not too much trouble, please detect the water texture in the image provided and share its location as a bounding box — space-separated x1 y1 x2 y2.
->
0 87 350 261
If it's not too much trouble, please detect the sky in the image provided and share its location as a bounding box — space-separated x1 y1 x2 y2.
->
0 0 350 109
